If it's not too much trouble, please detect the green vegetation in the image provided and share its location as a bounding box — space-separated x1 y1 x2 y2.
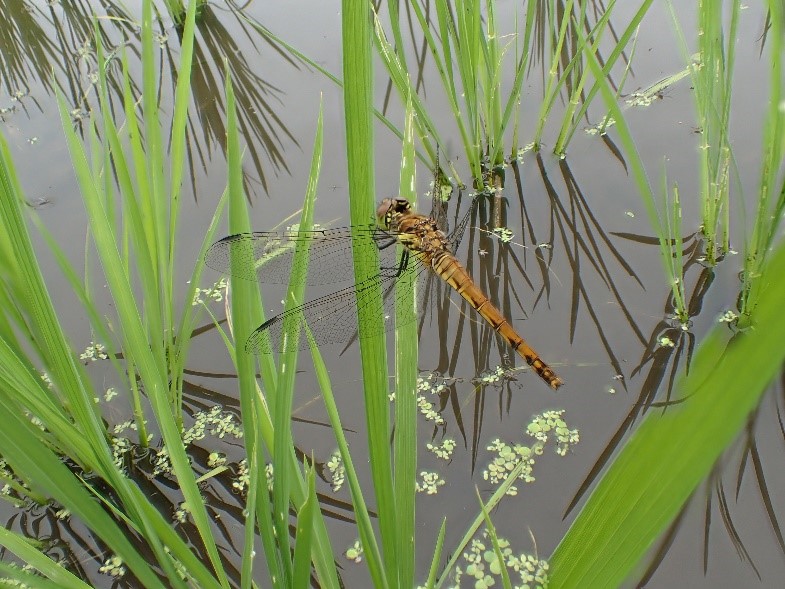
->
0 0 783 587
738 4 785 322
673 0 738 265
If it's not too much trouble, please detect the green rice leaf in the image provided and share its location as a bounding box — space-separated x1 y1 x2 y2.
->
304 322 387 588
291 463 317 589
343 0 398 584
393 92 419 589
549 230 785 588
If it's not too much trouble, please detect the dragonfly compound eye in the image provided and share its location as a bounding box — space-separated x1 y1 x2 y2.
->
376 198 398 228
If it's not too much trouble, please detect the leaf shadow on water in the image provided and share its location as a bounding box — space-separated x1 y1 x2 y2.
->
169 4 300 197
537 154 648 379
1 1 299 200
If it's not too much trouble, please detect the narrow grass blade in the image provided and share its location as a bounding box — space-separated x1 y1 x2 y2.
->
532 0 576 149
0 564 85 589
372 12 446 170
393 92 418 589
477 491 514 589
270 98 323 585
556 1 654 153
304 323 388 588
435 449 532 588
291 463 317 589
739 0 785 318
224 81 339 587
576 25 677 311
425 518 447 589
222 73 284 586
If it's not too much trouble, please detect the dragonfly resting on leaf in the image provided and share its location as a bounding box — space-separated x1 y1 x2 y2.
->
205 193 564 390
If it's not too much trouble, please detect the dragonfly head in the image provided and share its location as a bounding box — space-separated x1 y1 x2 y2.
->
376 198 412 230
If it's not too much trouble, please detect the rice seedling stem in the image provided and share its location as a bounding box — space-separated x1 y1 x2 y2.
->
738 0 785 321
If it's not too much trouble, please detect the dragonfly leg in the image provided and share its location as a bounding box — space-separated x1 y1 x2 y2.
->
394 249 411 277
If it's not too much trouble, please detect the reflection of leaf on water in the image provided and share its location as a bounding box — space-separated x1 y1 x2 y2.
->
563 234 710 512
1 1 300 198
169 4 301 197
0 0 137 111
529 154 647 384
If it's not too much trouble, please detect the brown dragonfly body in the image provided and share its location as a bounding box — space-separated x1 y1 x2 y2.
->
206 191 564 390
377 197 564 390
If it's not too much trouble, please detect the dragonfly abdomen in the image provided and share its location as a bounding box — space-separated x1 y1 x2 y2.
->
430 250 564 390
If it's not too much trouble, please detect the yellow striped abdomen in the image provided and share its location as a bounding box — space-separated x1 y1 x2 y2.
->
430 250 564 390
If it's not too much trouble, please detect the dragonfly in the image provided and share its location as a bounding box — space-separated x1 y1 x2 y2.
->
205 191 564 390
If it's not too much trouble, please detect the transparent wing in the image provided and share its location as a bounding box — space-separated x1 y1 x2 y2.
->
206 193 480 355
204 226 400 286
246 265 425 354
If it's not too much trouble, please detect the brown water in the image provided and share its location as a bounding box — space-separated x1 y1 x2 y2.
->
2 2 782 587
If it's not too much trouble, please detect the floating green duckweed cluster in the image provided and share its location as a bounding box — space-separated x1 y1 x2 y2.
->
449 531 549 589
232 459 249 493
344 539 363 563
207 452 226 468
231 460 274 494
485 410 579 495
492 227 514 243
327 450 345 492
527 410 580 457
415 373 450 425
718 309 738 323
192 277 229 305
99 555 126 578
417 395 446 426
427 438 456 460
79 341 108 361
182 406 243 444
478 366 506 384
415 470 446 495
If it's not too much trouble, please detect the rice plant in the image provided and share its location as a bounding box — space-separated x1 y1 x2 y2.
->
737 3 785 323
0 2 235 583
373 0 539 232
548 1 785 586
0 0 340 585
667 0 739 266
660 178 689 325
548 0 654 155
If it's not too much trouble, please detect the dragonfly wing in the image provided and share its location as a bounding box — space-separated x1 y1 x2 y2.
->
425 152 454 234
246 268 423 354
447 194 479 252
205 226 396 286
